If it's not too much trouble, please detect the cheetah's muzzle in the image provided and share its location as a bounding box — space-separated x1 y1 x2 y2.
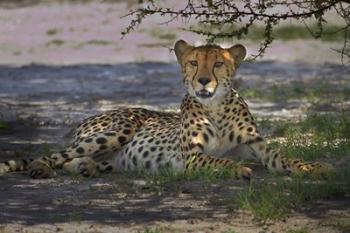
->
196 89 214 99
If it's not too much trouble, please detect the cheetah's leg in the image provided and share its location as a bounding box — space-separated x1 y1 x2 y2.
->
29 130 135 178
0 129 134 178
185 153 252 180
61 157 116 177
0 109 145 178
229 106 334 177
181 121 252 180
0 159 34 176
237 132 334 177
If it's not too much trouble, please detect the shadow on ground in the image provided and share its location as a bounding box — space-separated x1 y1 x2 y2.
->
0 61 349 232
0 172 248 226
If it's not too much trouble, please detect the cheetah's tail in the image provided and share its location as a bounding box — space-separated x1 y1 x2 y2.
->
0 158 34 175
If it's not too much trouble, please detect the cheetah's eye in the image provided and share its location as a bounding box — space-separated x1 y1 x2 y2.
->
214 62 224 68
189 60 198 66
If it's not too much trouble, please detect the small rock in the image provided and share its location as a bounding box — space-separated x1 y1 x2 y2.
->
133 179 147 186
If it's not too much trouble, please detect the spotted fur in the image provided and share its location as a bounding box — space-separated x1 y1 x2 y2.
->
0 40 333 180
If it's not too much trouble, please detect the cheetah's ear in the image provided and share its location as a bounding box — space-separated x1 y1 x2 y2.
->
227 44 246 68
174 40 193 63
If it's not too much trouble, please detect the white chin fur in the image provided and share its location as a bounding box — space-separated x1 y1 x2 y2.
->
195 86 227 106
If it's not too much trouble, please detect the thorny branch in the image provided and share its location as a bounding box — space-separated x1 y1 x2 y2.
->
122 0 350 65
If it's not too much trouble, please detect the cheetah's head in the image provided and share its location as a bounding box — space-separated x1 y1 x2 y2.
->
174 40 246 105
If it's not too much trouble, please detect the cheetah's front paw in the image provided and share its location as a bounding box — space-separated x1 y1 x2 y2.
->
236 165 253 181
28 161 56 179
0 163 10 176
298 162 334 178
78 158 99 178
288 158 335 178
63 157 99 178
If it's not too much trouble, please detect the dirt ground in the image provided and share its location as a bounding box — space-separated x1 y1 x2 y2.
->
0 1 346 65
0 1 349 233
1 61 349 233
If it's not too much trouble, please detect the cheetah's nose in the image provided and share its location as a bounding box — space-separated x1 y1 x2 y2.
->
198 77 211 86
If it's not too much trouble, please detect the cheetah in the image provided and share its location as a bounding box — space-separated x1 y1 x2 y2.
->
0 40 333 180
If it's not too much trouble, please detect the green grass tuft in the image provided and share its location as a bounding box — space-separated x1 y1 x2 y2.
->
195 23 346 42
273 113 350 161
143 166 236 186
330 221 350 233
138 226 180 233
0 119 8 130
73 40 115 49
221 230 238 233
139 228 162 233
148 29 177 41
287 226 310 233
45 39 65 47
83 40 113 46
240 81 350 103
235 178 290 221
233 112 350 222
235 169 350 222
46 28 60 36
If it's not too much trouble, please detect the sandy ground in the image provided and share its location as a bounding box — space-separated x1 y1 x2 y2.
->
0 1 350 233
0 62 349 232
0 1 346 65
